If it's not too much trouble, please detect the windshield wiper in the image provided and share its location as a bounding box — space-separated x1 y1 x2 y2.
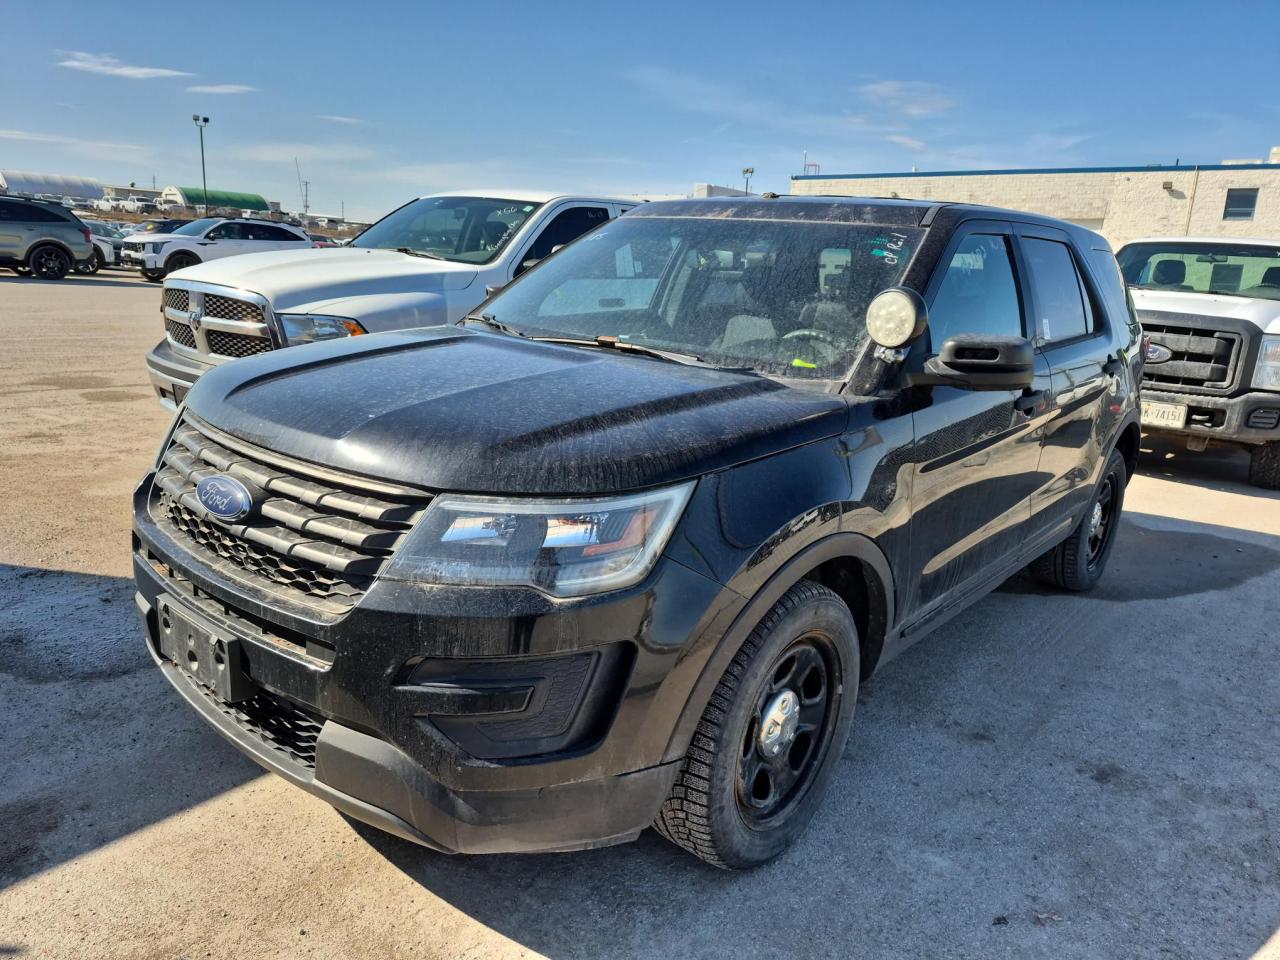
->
461 313 526 337
394 246 446 260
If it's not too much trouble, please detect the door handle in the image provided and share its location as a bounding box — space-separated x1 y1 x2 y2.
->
1014 389 1049 415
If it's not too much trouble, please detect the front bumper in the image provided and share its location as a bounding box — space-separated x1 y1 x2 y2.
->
1142 387 1280 446
132 474 731 854
122 249 162 270
146 338 212 410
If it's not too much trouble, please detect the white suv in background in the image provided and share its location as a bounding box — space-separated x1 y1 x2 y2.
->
144 191 634 408
122 217 312 281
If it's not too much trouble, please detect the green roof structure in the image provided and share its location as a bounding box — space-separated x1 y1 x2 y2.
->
175 187 270 211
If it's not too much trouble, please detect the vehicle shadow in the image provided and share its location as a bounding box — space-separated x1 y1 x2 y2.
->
0 564 262 890
1136 434 1279 498
0 275 149 289
354 511 1280 959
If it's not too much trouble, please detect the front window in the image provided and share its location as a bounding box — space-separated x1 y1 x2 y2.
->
353 196 541 264
477 215 922 380
1118 241 1280 300
171 217 222 237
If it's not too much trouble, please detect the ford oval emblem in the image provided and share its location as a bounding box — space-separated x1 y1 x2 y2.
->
195 474 254 522
1145 342 1173 364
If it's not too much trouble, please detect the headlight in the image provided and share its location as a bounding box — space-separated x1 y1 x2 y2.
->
148 242 167 254
1253 335 1280 391
278 314 366 345
384 483 694 597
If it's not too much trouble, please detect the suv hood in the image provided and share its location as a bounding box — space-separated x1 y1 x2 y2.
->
169 247 479 312
1131 288 1280 334
184 327 850 494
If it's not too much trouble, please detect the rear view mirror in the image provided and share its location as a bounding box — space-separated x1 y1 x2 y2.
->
909 335 1035 390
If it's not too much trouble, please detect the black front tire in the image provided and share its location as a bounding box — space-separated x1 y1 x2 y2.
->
1249 442 1280 490
28 245 71 280
164 252 199 275
142 268 164 282
1030 448 1127 591
655 580 859 869
76 248 104 275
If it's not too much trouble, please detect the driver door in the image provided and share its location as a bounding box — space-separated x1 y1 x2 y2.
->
901 220 1054 624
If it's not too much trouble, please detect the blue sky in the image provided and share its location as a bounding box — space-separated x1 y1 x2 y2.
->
2 0 1276 221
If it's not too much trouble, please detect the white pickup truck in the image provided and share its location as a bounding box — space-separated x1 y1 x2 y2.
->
1117 236 1280 488
144 191 635 408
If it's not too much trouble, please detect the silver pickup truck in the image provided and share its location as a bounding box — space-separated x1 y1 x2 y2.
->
1119 237 1280 488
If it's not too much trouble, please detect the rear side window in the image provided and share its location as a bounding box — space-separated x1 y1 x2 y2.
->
18 204 70 223
1022 238 1091 343
928 234 1023 347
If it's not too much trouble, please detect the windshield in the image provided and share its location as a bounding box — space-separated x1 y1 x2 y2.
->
1118 241 1280 300
476 215 921 379
352 196 541 263
171 218 221 237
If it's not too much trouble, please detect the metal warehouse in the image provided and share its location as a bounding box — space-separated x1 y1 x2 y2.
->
791 147 1280 247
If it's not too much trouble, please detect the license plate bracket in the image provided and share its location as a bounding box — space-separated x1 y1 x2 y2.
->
157 596 254 702
1141 399 1188 429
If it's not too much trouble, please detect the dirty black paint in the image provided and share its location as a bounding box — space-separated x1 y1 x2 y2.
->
134 195 1142 854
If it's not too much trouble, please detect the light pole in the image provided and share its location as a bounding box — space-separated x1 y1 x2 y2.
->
742 166 754 195
192 115 209 215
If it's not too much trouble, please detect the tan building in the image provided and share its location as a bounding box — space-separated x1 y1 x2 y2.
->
790 149 1280 248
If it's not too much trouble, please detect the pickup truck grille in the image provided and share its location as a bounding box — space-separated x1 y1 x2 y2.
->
151 415 432 611
166 318 197 349
1141 319 1243 395
206 330 273 358
163 288 190 312
205 294 265 324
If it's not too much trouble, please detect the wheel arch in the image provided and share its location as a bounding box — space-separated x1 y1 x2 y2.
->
661 532 894 765
164 248 202 272
1113 418 1141 482
26 240 76 264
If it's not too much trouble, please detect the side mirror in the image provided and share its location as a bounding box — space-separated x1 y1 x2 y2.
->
484 282 507 297
910 335 1035 390
519 258 540 273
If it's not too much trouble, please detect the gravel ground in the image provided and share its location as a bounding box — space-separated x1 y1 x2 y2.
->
1 272 1278 960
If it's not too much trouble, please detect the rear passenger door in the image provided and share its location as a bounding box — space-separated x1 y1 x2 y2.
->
1015 224 1114 533
203 222 252 259
905 221 1055 617
512 204 611 278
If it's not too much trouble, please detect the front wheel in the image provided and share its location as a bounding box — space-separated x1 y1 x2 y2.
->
655 580 858 869
164 251 199 275
1029 448 1127 591
1249 442 1280 490
141 268 164 283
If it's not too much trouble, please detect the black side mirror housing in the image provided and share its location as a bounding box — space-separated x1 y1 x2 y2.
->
907 334 1035 390
484 282 507 297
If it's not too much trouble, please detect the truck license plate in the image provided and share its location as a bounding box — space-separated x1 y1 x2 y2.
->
1141 400 1187 429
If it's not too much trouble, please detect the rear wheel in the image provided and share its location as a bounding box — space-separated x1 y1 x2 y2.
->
1249 442 1280 490
1030 448 1127 591
655 580 858 869
28 245 71 280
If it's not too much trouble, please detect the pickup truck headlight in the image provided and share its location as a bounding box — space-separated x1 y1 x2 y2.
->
386 483 694 597
1253 336 1280 391
278 314 366 345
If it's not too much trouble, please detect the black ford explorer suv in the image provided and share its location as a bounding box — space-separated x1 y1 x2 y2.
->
132 196 1141 868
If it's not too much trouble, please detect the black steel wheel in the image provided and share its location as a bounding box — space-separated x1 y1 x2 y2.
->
656 580 858 869
28 245 71 280
1029 448 1127 591
736 637 837 826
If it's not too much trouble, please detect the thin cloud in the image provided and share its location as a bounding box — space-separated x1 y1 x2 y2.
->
0 128 147 161
858 80 955 118
885 134 926 151
188 84 256 94
317 115 365 124
56 51 192 80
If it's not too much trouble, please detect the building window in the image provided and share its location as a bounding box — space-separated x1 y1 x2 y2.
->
1223 188 1259 221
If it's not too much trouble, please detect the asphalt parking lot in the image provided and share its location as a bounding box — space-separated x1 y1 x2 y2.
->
1 273 1278 960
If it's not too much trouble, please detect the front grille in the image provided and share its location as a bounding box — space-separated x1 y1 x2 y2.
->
204 294 265 324
152 416 432 611
190 678 324 768
166 318 197 349
163 287 190 311
1142 320 1242 394
206 329 272 358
